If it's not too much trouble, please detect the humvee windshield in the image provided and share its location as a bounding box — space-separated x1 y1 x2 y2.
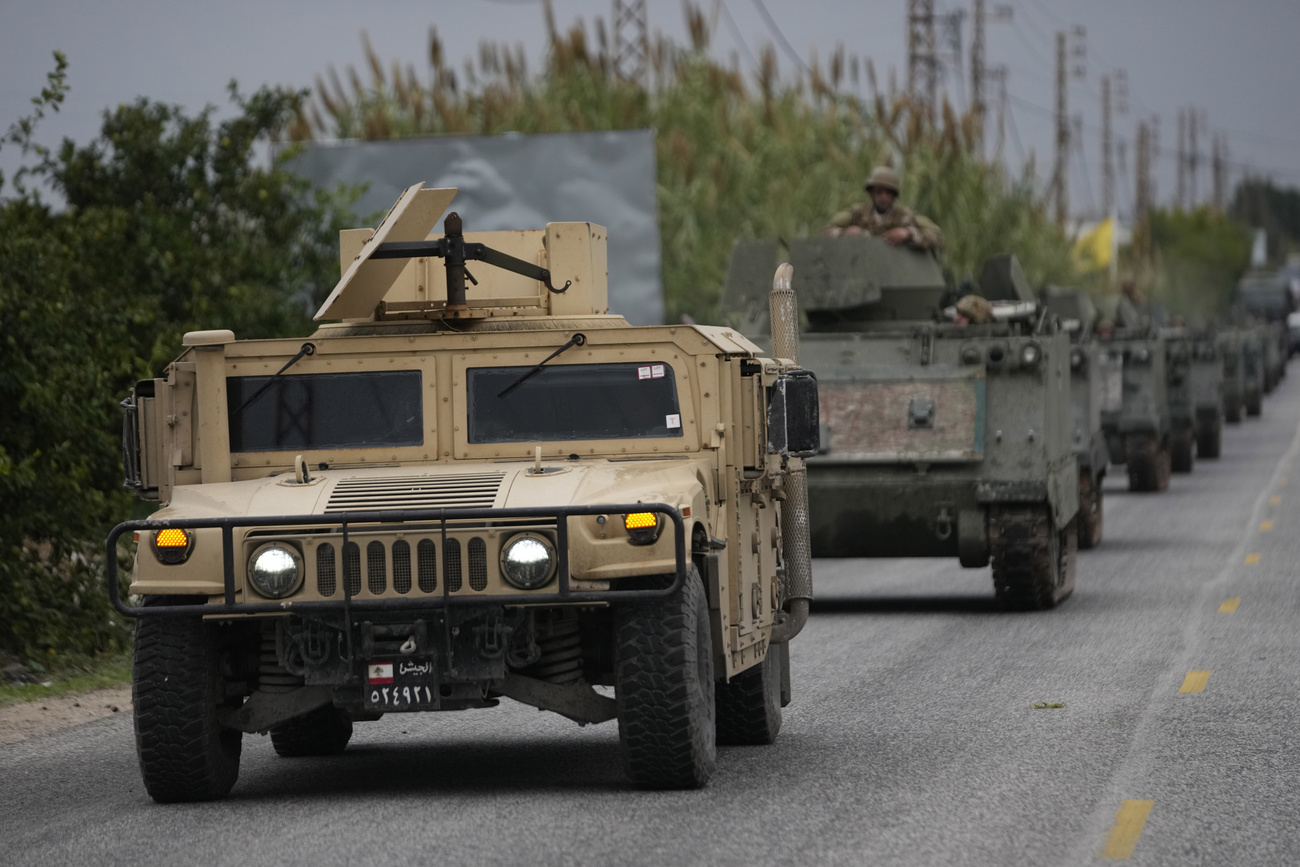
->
468 362 683 443
227 371 424 452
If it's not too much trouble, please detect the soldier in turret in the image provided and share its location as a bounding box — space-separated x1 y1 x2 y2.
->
823 166 944 252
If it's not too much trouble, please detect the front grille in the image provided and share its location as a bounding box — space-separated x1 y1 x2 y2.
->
469 538 488 591
417 540 437 592
367 541 386 594
305 532 529 599
317 544 336 597
445 538 463 592
393 540 411 594
325 472 507 512
343 542 361 596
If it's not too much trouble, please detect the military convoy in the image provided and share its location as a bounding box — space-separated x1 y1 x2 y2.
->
111 177 1293 803
112 184 821 800
722 237 1078 610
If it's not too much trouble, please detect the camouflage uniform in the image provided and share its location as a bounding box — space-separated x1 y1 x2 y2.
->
824 202 945 252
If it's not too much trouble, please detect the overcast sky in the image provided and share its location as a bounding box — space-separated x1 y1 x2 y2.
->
3 0 1300 222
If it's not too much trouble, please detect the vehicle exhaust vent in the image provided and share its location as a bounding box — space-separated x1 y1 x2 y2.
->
325 472 507 512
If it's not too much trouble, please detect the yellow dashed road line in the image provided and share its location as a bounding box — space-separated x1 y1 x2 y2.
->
1101 800 1155 859
1245 553 1261 564
1179 671 1212 693
1260 520 1275 531
1270 496 1282 505
1219 598 1241 613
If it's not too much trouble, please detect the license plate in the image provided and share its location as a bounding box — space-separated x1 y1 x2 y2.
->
364 660 438 711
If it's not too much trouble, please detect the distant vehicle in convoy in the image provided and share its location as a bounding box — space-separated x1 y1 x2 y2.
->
1188 329 1225 458
1241 328 1265 417
1162 329 1197 473
1041 286 1117 549
112 184 821 800
1097 296 1171 492
1287 311 1300 357
722 237 1078 610
1236 272 1293 388
1218 329 1246 424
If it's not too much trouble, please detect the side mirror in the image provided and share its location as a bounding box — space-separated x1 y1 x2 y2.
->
767 369 820 458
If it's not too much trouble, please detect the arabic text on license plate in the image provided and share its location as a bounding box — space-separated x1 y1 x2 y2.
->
365 659 437 711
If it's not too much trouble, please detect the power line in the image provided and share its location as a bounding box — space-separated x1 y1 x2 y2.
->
749 0 811 73
716 0 760 74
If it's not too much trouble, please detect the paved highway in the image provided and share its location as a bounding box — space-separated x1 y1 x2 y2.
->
3 373 1299 866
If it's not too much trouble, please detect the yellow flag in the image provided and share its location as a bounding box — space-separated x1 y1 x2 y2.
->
1072 217 1115 271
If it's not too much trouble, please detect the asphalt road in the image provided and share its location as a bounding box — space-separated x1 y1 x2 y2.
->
4 372 1300 866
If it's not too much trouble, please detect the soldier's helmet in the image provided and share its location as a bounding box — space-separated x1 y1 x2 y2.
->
864 166 901 194
955 294 995 324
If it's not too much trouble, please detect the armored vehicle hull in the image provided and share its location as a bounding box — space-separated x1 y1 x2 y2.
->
1189 332 1224 458
1242 330 1265 417
1218 330 1246 423
1163 330 1197 473
1101 331 1171 492
723 236 1078 610
112 185 819 800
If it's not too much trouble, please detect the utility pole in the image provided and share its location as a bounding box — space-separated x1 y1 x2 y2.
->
1176 109 1187 210
1135 120 1151 225
1051 31 1069 227
970 2 1012 157
1213 134 1228 213
612 0 648 84
907 0 938 117
1101 75 1114 218
1188 108 1200 208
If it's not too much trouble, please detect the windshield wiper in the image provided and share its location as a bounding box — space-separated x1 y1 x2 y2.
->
497 333 586 398
230 342 316 418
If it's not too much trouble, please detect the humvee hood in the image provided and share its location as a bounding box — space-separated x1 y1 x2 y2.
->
157 458 708 522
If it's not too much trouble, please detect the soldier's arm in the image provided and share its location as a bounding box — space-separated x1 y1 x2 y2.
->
908 214 944 251
822 208 855 237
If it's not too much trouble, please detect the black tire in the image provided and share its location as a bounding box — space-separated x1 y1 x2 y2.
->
1171 429 1194 473
1196 420 1222 459
1246 392 1262 417
1224 396 1243 423
1078 470 1103 550
615 565 716 789
133 599 241 802
1126 435 1170 493
991 508 1077 611
716 646 783 746
271 706 353 757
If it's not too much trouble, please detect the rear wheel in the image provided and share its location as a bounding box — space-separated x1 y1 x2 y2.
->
991 507 1077 610
133 598 242 803
1127 434 1170 492
1171 428 1195 473
1077 470 1104 550
615 565 716 789
716 646 783 746
1246 391 1262 417
1196 418 1222 459
271 706 353 757
1224 395 1243 423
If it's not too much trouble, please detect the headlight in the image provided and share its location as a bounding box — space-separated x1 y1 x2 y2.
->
499 534 556 590
247 543 303 598
1130 347 1150 363
1069 347 1085 370
152 527 194 565
624 511 664 545
1020 342 1041 367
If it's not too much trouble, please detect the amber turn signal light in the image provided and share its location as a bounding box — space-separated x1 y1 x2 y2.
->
152 528 194 564
623 511 663 545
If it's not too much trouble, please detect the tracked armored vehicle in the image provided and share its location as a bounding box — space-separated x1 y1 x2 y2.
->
1236 272 1292 390
1218 329 1245 423
111 184 821 800
1163 329 1197 473
1188 329 1224 457
1042 287 1117 549
1098 297 1171 492
722 237 1078 610
1242 328 1265 416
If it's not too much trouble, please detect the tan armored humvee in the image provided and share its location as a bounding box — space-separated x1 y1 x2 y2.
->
112 183 818 801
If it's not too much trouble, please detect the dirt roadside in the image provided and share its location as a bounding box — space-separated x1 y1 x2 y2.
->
0 686 132 746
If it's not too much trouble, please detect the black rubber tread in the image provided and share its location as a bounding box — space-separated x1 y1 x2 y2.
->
270 706 353 757
1196 421 1222 459
990 507 1076 611
1246 392 1262 417
615 565 716 789
1126 434 1170 493
715 646 783 746
1224 396 1243 423
1077 470 1103 550
1171 429 1195 473
133 598 241 802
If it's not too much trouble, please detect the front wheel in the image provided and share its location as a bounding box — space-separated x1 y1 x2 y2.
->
1077 470 1104 550
133 599 242 802
615 565 716 789
716 644 784 746
1171 428 1195 473
991 507 1077 611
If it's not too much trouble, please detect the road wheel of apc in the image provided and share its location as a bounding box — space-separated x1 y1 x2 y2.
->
715 644 783 746
991 508 1077 611
1246 392 1262 417
1197 420 1222 459
1225 397 1243 423
1078 471 1104 550
1171 429 1195 473
133 598 241 802
615 565 716 789
271 706 353 757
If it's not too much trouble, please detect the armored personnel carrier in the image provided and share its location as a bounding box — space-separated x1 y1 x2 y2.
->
111 184 821 800
1041 287 1117 549
722 237 1078 610
1242 328 1265 416
1189 329 1224 458
1097 296 1171 492
1236 272 1293 389
1218 329 1245 423
1162 329 1197 473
